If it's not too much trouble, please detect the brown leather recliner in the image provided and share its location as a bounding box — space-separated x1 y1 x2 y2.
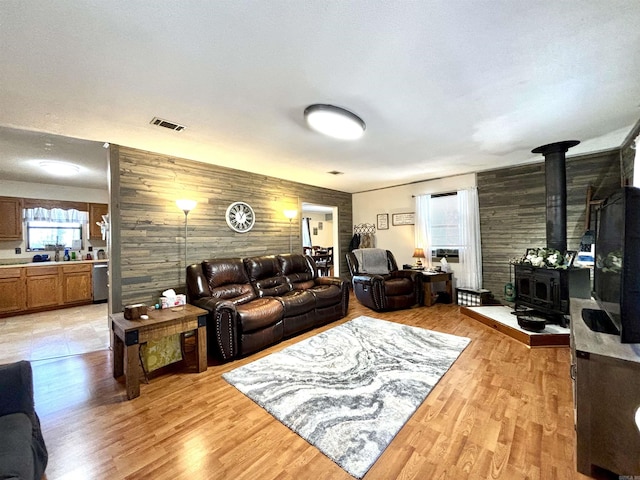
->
346 248 424 311
187 253 349 361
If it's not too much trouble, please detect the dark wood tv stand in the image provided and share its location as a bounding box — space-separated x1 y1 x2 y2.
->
570 297 640 476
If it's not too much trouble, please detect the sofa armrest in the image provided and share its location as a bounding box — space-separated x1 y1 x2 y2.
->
390 270 424 305
389 269 418 280
352 274 386 310
314 276 347 288
0 360 48 479
0 361 34 418
191 298 239 361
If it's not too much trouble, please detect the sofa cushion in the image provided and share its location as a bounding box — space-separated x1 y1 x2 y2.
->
236 297 284 333
203 258 257 304
353 248 390 275
277 254 315 287
0 412 34 480
308 284 343 309
277 290 316 316
244 256 290 297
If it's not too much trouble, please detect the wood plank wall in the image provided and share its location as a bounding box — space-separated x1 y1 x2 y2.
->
477 150 620 302
111 146 352 309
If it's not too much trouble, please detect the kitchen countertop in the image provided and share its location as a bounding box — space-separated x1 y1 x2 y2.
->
0 259 109 269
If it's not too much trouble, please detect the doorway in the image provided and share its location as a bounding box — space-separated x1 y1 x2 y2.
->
301 203 339 277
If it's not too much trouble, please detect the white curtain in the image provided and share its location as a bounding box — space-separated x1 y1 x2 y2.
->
414 194 432 268
457 187 482 289
24 207 88 223
301 217 312 248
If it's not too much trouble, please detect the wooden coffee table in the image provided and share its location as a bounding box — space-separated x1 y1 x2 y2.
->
110 304 208 400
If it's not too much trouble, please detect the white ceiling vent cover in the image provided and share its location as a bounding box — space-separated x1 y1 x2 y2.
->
150 117 186 132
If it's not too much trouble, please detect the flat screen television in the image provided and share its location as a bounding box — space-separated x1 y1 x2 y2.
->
590 186 640 343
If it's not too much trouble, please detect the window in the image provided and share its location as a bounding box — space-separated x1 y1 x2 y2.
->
429 193 460 260
27 221 83 251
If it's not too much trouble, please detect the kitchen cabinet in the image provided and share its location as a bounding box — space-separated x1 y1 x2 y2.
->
0 262 99 317
62 264 92 304
0 196 23 240
25 266 60 309
0 268 26 314
89 203 108 240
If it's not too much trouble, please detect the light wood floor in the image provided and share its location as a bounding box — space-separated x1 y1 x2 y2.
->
28 296 591 480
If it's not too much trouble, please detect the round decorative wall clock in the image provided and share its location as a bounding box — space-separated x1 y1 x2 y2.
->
225 201 255 233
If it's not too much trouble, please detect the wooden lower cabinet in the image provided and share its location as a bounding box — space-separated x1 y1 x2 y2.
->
571 298 640 476
0 262 95 317
62 264 92 304
0 268 26 314
26 266 61 309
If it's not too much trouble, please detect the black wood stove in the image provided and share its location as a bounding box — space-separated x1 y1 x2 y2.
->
514 264 590 329
513 140 589 331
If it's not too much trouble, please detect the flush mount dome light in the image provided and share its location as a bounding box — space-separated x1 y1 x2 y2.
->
38 160 81 176
304 104 366 140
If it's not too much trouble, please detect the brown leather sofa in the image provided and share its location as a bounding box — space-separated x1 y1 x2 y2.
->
346 248 424 311
186 253 349 361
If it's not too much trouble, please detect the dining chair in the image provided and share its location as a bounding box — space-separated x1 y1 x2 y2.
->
316 246 333 276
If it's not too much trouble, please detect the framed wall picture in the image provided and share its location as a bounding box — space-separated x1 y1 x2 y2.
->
376 213 389 230
392 212 415 226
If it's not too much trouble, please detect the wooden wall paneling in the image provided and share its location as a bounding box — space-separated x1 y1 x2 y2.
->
113 146 352 309
108 145 122 316
478 150 621 303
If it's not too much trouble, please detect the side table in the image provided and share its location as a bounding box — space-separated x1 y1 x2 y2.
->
422 272 453 307
110 304 208 400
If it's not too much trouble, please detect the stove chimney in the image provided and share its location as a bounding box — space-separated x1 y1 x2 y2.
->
531 140 580 254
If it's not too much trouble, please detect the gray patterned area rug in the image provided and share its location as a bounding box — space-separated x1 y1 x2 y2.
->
222 315 471 478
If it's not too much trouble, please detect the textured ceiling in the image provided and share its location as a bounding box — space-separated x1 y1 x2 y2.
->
1 1 639 193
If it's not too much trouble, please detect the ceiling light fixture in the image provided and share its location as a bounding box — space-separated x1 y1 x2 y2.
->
304 104 366 140
38 160 81 176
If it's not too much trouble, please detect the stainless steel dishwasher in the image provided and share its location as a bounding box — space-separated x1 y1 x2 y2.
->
92 262 108 303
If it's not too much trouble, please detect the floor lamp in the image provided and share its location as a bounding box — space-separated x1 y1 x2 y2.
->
176 199 197 274
284 209 298 253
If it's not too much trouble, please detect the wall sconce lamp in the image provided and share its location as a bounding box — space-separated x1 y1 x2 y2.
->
176 199 197 274
412 248 425 269
284 209 298 253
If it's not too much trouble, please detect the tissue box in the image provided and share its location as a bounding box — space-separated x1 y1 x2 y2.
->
160 294 186 309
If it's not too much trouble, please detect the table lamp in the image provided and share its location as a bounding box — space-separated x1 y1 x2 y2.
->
412 248 425 269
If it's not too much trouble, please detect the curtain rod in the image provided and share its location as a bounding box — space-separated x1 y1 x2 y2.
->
411 190 457 198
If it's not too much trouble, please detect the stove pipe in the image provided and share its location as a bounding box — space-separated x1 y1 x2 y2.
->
531 140 580 254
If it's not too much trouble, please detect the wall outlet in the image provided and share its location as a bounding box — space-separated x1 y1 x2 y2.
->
88 246 93 252
15 247 21 254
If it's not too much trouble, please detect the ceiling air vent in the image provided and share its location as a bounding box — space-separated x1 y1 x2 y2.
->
327 170 344 175
150 117 186 132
